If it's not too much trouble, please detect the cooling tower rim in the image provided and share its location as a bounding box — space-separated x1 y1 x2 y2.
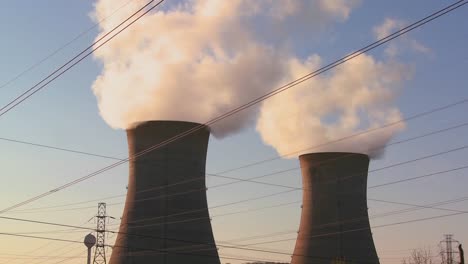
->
127 120 211 132
299 152 370 159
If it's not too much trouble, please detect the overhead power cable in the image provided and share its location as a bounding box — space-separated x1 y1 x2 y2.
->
6 198 286 234
12 139 468 214
0 196 460 262
8 193 468 238
0 253 82 260
4 120 468 215
369 198 468 214
10 246 81 264
0 232 375 264
0 0 137 91
131 144 468 225
0 0 466 214
4 119 468 216
218 193 468 245
1 206 468 264
368 164 468 188
0 103 466 188
11 219 99 264
23 244 84 264
7 146 468 217
0 0 165 117
242 211 468 247
3 194 468 249
206 143 468 191
216 111 468 176
5 151 461 215
128 175 468 229
0 136 122 160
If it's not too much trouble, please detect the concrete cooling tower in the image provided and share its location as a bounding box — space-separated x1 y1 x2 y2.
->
109 121 220 264
291 152 379 264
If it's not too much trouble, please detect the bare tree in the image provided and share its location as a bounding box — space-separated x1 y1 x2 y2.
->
402 248 435 264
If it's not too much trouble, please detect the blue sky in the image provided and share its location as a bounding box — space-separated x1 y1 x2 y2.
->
0 1 467 263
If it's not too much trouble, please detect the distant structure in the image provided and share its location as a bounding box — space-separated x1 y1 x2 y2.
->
84 233 96 264
441 234 460 264
291 152 379 264
459 244 465 264
93 203 108 264
109 121 220 264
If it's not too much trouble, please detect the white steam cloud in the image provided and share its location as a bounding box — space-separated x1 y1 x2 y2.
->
91 0 359 137
256 54 411 158
373 18 431 57
91 0 414 157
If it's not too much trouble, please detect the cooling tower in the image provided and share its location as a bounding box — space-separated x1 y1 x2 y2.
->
109 121 220 264
291 152 379 264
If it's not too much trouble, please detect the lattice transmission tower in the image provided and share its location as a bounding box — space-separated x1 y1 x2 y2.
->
441 234 460 264
93 203 108 264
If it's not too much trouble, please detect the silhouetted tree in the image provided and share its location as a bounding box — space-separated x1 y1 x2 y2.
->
402 248 435 264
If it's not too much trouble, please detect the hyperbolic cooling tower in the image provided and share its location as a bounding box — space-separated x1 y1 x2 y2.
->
109 121 220 264
291 152 379 264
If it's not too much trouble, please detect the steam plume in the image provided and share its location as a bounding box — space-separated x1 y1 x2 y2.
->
91 0 359 137
256 54 411 158
91 0 411 157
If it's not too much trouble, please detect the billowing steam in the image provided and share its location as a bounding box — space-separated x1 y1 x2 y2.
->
91 0 359 137
256 54 411 158
256 16 423 158
91 0 412 157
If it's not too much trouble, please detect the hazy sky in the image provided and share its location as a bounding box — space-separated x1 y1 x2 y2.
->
0 1 467 263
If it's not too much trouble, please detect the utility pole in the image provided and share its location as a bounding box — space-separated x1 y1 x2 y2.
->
93 203 108 264
460 244 465 264
441 234 460 264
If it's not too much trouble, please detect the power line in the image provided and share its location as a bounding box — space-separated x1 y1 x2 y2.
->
7 152 468 218
216 113 468 176
2 200 299 236
0 0 465 215
8 195 125 212
0 0 137 91
5 119 468 216
370 196 468 218
0 104 466 199
0 231 374 264
211 1 468 176
2 119 466 216
2 192 468 255
7 161 468 225
0 213 391 263
206 143 468 191
7 192 468 238
0 0 165 117
11 220 99 264
7 176 209 212
0 119 466 211
103 143 468 225
225 193 468 237
25 244 84 264
0 253 82 260
0 137 122 160
369 198 468 214
241 211 468 247
211 194 468 246
2 207 468 263
0 193 465 263
368 165 468 188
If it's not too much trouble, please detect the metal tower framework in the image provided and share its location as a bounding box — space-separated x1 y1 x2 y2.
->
93 203 107 264
441 234 460 264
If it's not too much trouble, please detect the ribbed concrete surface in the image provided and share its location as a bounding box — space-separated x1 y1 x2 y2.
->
109 121 220 264
291 152 379 264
